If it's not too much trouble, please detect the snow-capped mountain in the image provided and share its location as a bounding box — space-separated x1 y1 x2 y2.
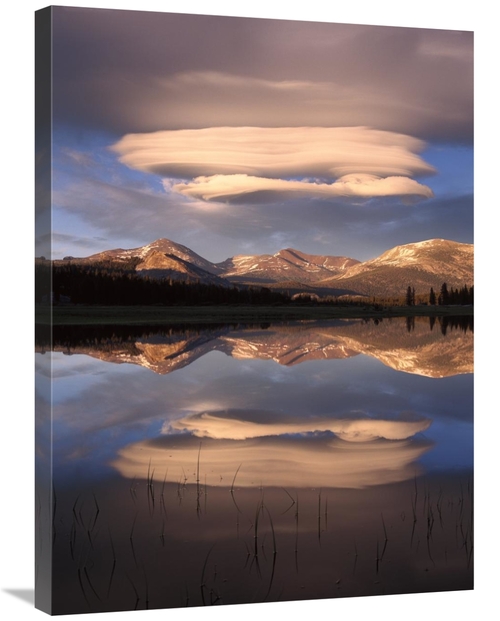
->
317 239 473 297
57 237 473 297
58 238 231 287
217 248 360 285
80 238 221 274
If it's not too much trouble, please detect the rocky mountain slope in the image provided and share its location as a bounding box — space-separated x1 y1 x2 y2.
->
218 248 360 285
56 237 473 298
318 239 473 297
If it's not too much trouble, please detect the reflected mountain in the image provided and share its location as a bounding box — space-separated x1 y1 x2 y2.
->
41 316 473 378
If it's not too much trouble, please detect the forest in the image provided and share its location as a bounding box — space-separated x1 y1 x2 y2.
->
35 260 474 308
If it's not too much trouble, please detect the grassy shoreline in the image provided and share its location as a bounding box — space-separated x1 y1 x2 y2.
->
36 303 474 326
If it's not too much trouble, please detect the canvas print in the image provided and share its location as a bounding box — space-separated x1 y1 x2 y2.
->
35 6 473 616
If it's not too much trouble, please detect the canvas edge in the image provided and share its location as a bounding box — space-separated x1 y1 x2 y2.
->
35 5 53 616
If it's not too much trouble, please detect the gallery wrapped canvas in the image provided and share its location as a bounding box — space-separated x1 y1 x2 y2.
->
35 5 473 616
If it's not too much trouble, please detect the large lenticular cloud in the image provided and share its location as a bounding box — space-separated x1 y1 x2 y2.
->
111 126 435 203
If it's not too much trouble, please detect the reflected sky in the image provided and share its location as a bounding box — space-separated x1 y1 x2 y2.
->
42 319 473 486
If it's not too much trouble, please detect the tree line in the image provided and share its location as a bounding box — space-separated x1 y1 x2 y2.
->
35 261 474 308
406 283 473 306
35 262 290 306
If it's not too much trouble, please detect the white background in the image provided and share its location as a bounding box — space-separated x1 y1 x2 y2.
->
0 1 495 620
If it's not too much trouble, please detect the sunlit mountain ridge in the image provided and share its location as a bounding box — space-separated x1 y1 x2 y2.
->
54 237 473 298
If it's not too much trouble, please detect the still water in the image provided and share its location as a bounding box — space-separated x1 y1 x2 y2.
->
36 316 473 614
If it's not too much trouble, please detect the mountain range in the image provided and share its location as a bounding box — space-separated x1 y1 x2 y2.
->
57 237 473 298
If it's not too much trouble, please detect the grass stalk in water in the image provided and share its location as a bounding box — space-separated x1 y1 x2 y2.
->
200 544 215 606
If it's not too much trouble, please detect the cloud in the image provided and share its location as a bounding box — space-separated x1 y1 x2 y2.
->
112 126 434 178
173 173 433 202
52 170 472 263
168 409 432 442
52 9 473 142
111 126 434 203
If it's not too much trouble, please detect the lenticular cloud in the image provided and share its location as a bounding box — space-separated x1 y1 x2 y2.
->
171 173 433 202
111 126 435 203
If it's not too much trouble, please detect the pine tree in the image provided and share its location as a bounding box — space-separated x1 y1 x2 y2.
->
429 287 436 305
438 282 449 305
406 286 414 306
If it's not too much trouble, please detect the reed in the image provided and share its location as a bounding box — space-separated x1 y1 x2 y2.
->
147 460 156 516
196 443 202 517
129 477 138 504
77 567 91 609
69 521 77 561
160 519 165 546
125 572 140 610
379 513 388 562
230 464 242 514
381 513 388 542
84 566 101 602
200 545 215 606
106 529 116 599
51 465 473 613
129 512 139 569
352 539 358 575
281 487 295 515
91 494 100 533
160 470 168 518
262 505 277 601
72 494 82 527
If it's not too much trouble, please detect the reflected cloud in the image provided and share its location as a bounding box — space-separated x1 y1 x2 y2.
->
42 317 472 483
112 432 432 489
168 408 431 442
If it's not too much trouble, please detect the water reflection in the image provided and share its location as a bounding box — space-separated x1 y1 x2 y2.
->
113 432 433 489
36 316 473 613
170 408 431 441
38 315 473 378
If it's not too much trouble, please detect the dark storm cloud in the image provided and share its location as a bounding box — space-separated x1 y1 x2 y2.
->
52 7 473 143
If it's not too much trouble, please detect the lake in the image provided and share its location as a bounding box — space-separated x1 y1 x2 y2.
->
35 315 473 614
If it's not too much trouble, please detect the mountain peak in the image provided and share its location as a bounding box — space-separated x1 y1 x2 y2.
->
58 236 473 299
376 238 473 263
320 238 474 296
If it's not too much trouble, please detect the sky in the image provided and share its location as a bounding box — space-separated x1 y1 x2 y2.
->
40 6 474 262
